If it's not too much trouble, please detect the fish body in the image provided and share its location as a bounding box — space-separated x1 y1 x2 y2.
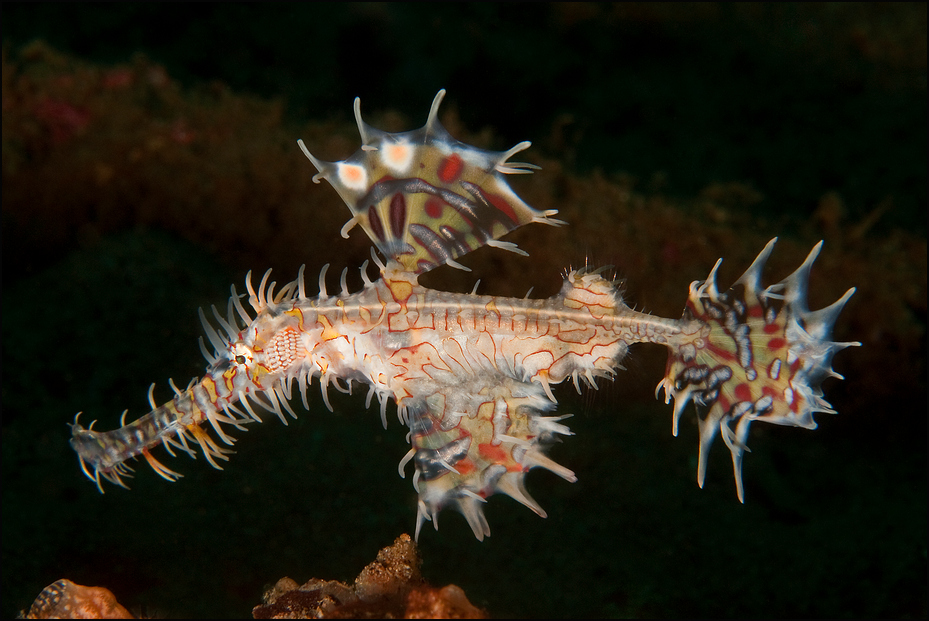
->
71 91 858 540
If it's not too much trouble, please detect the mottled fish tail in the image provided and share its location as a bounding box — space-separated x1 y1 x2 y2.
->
657 238 859 500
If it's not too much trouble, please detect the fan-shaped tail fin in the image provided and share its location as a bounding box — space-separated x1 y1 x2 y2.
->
657 239 859 500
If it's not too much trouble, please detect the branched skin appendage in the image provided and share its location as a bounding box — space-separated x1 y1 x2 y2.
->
70 90 858 540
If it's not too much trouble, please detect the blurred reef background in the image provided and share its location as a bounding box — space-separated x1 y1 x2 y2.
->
2 4 926 618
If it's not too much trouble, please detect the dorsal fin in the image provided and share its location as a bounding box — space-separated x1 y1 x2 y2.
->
298 90 563 275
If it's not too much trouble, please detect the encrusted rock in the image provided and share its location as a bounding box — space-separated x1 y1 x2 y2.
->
253 534 485 619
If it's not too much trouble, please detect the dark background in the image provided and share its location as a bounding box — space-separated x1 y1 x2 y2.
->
2 4 926 618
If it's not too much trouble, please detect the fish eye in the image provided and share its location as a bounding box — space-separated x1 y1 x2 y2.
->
235 355 247 365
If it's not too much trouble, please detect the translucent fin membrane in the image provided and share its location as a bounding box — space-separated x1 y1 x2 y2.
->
298 90 563 275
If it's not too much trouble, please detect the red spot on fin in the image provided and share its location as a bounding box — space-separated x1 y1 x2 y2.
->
478 442 508 464
734 382 752 402
425 198 444 219
438 154 464 183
